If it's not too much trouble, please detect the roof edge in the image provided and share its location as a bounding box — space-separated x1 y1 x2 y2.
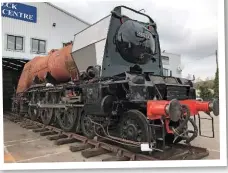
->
2 56 31 61
161 52 181 56
45 2 90 26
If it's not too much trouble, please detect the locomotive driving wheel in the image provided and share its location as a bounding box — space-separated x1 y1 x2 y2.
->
40 94 56 125
119 110 149 142
56 108 77 132
28 106 39 121
80 111 95 139
40 108 54 125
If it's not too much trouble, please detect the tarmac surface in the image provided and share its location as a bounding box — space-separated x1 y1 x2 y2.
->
3 112 220 163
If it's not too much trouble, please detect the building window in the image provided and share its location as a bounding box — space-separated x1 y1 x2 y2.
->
161 56 169 65
7 35 24 51
162 56 169 61
63 41 72 47
31 38 46 54
63 42 69 47
163 68 169 76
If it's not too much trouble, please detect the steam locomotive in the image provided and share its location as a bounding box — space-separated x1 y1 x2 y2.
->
11 6 219 151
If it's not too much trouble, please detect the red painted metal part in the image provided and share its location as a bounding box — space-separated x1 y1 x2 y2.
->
179 100 210 115
147 100 170 120
165 120 173 134
147 99 211 120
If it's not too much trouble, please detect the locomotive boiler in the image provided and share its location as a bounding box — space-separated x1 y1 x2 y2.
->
16 42 79 93
12 6 219 152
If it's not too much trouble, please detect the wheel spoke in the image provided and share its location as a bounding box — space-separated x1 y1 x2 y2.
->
119 110 149 143
39 108 54 125
29 106 39 121
80 112 95 139
56 108 76 132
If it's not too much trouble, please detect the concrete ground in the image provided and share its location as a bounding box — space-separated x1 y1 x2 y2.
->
188 113 220 160
3 112 220 163
3 118 113 163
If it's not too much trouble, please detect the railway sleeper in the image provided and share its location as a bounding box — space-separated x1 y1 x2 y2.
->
32 128 49 133
81 147 111 158
20 123 33 128
46 134 68 141
40 130 58 136
69 143 92 152
54 137 79 145
24 125 41 130
20 121 41 128
13 119 21 123
16 122 21 125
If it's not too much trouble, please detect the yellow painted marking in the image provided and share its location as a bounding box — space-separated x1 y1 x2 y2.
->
4 148 16 163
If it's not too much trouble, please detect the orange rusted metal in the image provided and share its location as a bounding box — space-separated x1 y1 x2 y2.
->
47 44 79 82
16 44 80 93
16 61 32 93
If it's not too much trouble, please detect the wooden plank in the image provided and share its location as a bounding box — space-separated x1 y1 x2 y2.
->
46 134 67 141
25 125 40 129
81 148 111 158
69 143 92 152
54 138 78 145
20 123 32 128
40 131 57 136
33 128 49 133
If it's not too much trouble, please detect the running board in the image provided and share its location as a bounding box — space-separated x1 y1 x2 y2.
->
28 103 84 108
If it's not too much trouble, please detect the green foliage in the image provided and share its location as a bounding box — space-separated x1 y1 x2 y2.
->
194 79 214 89
213 67 219 98
199 83 213 101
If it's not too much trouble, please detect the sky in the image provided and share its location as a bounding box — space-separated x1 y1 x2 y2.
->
52 0 218 80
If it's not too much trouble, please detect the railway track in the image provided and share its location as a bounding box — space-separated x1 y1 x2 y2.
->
4 112 210 162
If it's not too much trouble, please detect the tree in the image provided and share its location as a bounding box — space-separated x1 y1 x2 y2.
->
196 77 202 83
213 50 219 98
199 83 213 101
213 67 219 98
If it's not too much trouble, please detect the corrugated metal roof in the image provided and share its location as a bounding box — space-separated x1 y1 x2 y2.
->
45 2 90 26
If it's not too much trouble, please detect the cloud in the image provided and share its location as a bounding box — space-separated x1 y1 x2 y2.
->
52 0 218 80
181 54 217 80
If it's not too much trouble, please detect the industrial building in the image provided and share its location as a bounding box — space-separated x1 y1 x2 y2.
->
1 2 182 110
1 2 89 110
161 52 182 78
